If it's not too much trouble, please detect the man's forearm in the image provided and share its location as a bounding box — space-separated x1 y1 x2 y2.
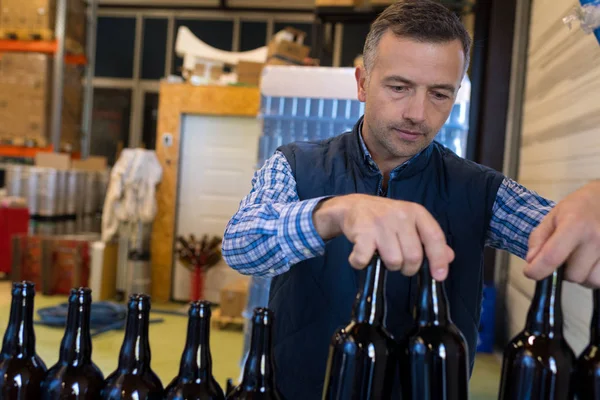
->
222 197 329 277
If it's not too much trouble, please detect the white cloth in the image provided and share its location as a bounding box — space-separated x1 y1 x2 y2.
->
101 149 162 242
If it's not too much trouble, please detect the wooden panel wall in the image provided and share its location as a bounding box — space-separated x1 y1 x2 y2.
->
152 83 260 303
506 0 600 353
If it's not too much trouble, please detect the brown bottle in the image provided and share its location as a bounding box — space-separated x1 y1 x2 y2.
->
0 281 47 399
227 308 283 400
41 287 104 399
322 253 397 400
101 294 164 400
165 301 225 400
498 266 575 399
575 289 600 399
400 257 469 400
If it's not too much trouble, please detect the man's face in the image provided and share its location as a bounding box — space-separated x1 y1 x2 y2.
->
356 30 465 165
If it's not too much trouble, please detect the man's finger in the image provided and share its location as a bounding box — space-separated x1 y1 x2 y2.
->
396 225 423 277
564 244 600 284
584 258 600 288
524 222 581 280
376 229 404 271
414 208 450 280
526 212 556 263
349 239 376 270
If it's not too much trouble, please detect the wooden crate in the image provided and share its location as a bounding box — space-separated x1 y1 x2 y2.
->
211 308 244 331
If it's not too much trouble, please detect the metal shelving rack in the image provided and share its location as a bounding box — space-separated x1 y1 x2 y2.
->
0 0 96 159
50 0 98 157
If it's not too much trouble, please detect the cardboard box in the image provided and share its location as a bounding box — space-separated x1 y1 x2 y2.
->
0 53 83 150
237 61 264 86
35 152 71 170
71 156 108 172
267 40 310 65
266 27 311 66
220 279 249 318
0 0 86 52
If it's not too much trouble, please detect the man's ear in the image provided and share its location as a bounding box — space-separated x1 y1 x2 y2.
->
355 66 368 102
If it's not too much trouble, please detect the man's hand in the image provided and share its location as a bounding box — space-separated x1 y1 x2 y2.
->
526 181 600 286
312 194 454 280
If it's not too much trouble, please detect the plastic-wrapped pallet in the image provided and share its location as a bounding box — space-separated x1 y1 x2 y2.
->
256 66 362 168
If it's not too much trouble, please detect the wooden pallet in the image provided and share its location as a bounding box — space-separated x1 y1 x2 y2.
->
0 29 84 54
211 308 245 331
0 28 54 41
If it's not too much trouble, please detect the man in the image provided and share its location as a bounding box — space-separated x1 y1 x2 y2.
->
223 1 600 398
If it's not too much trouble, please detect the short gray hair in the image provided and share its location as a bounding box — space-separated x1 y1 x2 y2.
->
363 0 471 73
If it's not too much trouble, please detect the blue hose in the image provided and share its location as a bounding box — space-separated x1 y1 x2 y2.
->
35 301 165 338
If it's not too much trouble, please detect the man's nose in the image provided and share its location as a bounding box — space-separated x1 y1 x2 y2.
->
402 91 427 124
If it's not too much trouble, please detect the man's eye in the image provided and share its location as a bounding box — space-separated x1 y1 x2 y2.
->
432 92 450 100
390 86 407 93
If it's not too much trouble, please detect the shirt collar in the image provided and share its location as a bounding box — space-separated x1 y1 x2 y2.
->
357 119 423 175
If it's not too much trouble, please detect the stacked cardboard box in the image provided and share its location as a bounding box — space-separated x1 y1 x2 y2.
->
0 53 83 150
266 27 311 66
0 0 86 52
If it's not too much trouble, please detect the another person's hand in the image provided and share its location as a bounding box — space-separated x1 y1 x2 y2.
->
312 194 454 280
526 181 600 287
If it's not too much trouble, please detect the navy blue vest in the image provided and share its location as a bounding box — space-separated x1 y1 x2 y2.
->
269 119 504 399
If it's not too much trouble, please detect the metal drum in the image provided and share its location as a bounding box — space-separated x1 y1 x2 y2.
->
37 168 60 217
26 167 42 216
5 164 30 198
56 170 68 216
82 171 98 215
67 170 84 216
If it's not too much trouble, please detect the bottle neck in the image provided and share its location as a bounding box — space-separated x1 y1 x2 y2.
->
242 314 275 390
179 312 213 382
525 267 564 338
59 291 92 366
1 292 36 357
591 289 600 345
118 303 152 373
415 260 450 325
352 256 387 325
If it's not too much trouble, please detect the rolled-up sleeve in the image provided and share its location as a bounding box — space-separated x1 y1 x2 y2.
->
222 151 328 277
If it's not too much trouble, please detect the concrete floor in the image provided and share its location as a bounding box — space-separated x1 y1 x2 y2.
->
0 282 502 397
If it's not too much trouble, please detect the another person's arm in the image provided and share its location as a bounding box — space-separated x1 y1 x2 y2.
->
222 151 327 277
485 178 555 258
487 178 600 287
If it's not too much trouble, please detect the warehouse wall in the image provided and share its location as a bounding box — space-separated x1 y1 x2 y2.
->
505 0 600 353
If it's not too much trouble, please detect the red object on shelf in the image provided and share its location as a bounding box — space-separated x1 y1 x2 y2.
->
191 265 205 301
0 207 30 275
0 40 87 65
0 146 81 159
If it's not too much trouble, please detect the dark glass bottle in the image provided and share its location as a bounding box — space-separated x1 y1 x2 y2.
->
41 287 104 399
498 266 575 400
322 254 396 400
227 308 282 400
0 281 47 399
165 301 225 400
400 257 469 400
101 294 164 400
574 289 600 399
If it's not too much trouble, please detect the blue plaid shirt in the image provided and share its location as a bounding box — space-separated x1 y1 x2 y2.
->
222 137 556 277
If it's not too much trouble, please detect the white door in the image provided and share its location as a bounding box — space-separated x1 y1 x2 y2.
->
172 114 261 302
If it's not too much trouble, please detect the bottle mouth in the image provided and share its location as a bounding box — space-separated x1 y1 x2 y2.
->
253 307 274 325
129 293 151 310
70 287 92 303
12 281 35 297
190 300 212 318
